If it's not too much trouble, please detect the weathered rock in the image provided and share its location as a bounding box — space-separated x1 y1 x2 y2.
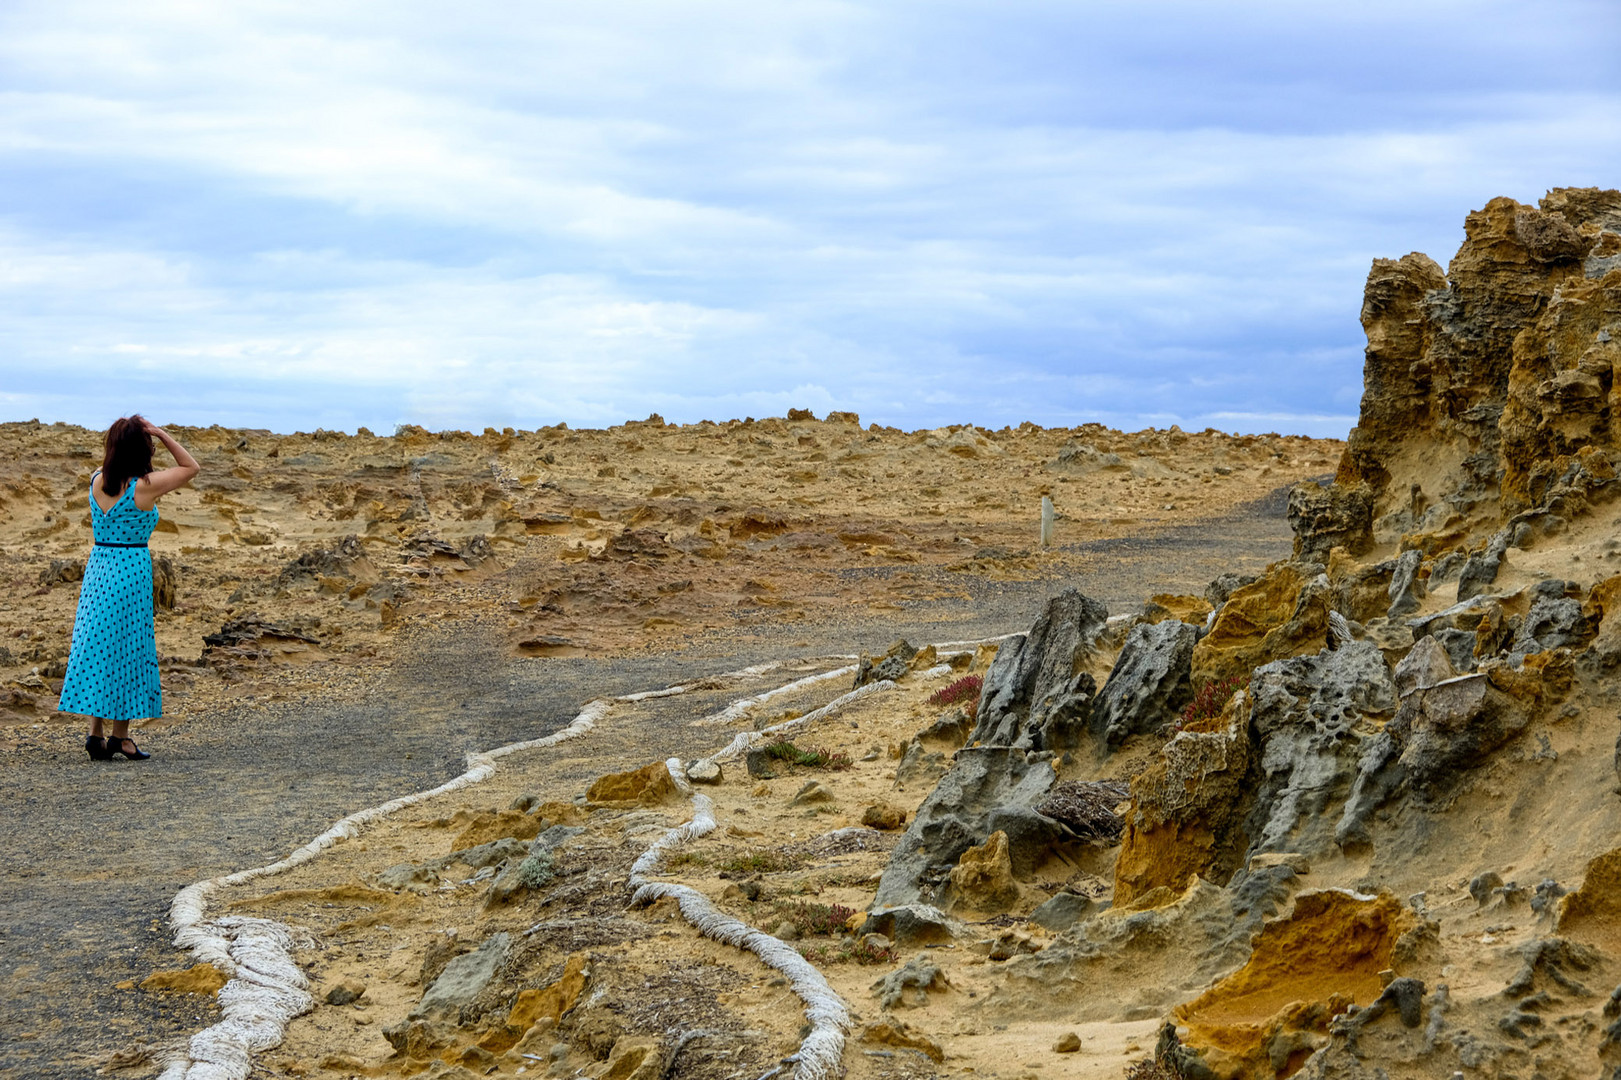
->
451 809 543 851
325 979 367 1006
789 780 833 807
861 904 965 948
1090 619 1196 751
1396 665 1529 802
872 748 1057 909
1245 640 1397 858
412 932 510 1021
1512 595 1596 653
1386 548 1426 617
855 639 917 687
1206 572 1259 610
152 555 177 610
970 588 1108 751
586 761 675 806
745 747 777 779
1431 627 1478 672
861 803 907 830
947 830 1020 912
685 759 722 784
1052 1032 1082 1053
1289 481 1375 563
1457 531 1511 601
1191 562 1332 686
862 1020 944 1062
382 1017 459 1060
37 557 84 586
1029 892 1095 932
893 741 950 790
872 956 947 1009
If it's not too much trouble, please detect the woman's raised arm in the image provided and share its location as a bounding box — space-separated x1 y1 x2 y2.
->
139 421 199 498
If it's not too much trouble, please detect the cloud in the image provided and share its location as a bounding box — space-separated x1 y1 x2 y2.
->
1 0 1617 435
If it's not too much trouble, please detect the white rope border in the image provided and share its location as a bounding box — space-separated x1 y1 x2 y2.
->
155 633 1012 1079
630 763 849 1080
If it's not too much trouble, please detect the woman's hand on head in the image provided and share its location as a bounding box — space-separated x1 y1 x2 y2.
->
141 419 166 438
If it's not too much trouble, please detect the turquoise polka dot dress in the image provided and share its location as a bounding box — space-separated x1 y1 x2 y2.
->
58 472 163 721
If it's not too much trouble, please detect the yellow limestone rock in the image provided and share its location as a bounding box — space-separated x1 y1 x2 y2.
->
481 951 590 1053
450 809 543 851
947 829 1019 911
862 1019 945 1062
1191 562 1328 686
587 761 676 807
139 963 228 996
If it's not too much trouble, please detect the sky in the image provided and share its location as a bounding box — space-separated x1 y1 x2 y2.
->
2 1 1619 438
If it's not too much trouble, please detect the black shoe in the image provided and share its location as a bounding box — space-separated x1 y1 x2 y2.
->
85 735 111 761
108 737 150 761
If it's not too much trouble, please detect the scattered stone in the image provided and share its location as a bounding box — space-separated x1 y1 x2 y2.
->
855 639 917 687
1053 1032 1082 1053
872 956 947 1009
862 1020 943 1061
325 980 367 1006
586 761 675 807
789 780 833 807
773 920 801 941
862 904 965 948
745 748 777 779
862 803 907 830
412 932 510 1021
686 759 723 784
38 558 84 586
1469 871 1505 907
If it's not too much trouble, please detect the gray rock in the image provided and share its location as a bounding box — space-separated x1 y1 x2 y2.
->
530 824 584 856
1457 531 1510 601
1512 596 1594 653
855 639 917 688
1431 628 1478 672
412 932 510 1021
1392 646 1529 802
1288 481 1374 563
456 837 530 870
861 904 964 948
1246 640 1397 858
872 747 1057 909
970 588 1108 751
1090 620 1195 751
894 741 950 790
1387 549 1427 617
1028 892 1095 932
1429 551 1465 585
378 862 442 893
790 780 833 807
746 747 777 779
1206 572 1259 610
686 759 723 784
985 805 1066 875
1469 871 1504 906
871 956 946 1009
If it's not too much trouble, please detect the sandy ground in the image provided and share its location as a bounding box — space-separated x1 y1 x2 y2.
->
0 416 1335 1079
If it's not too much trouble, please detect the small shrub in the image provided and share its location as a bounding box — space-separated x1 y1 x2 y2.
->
775 900 857 936
719 850 804 874
665 851 709 871
844 937 898 965
796 938 898 966
761 739 852 771
514 851 556 889
927 674 983 709
1175 674 1245 734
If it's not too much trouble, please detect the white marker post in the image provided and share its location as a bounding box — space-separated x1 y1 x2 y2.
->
1040 495 1054 548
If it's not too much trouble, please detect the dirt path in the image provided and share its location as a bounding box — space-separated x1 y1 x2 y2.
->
0 494 1295 1079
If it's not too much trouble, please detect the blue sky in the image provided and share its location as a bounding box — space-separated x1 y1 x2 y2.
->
3 1 1618 437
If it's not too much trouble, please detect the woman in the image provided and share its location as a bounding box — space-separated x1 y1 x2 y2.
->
60 416 199 760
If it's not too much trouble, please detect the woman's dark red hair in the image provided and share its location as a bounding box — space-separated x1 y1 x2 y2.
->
101 415 154 498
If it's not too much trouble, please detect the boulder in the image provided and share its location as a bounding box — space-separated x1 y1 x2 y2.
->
872 748 1057 909
969 588 1108 751
586 761 675 807
1288 482 1374 564
855 639 917 687
1457 531 1511 601
861 904 965 948
1512 595 1596 653
686 759 723 784
1089 619 1196 751
1029 892 1095 932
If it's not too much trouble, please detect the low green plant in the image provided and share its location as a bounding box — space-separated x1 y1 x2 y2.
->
514 850 555 889
665 851 710 871
761 739 853 771
718 850 804 874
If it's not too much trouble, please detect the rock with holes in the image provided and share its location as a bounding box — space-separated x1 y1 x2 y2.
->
872 747 1058 909
970 588 1108 751
872 956 947 1009
412 932 510 1022
1089 619 1197 751
947 830 1020 912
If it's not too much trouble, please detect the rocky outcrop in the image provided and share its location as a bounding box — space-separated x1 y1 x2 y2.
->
1191 562 1332 686
1089 619 1196 751
1329 189 1621 542
969 588 1107 751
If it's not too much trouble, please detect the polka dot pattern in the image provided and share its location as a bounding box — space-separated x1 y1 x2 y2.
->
58 472 162 722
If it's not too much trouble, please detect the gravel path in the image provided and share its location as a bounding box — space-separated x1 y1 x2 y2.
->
0 491 1296 1078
